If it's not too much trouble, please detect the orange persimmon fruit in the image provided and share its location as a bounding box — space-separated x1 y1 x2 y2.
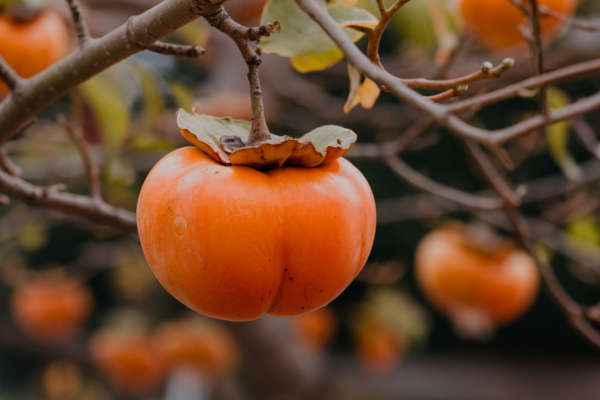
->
459 0 578 50
292 307 337 351
90 330 165 396
0 9 70 95
11 275 93 343
153 318 238 377
137 146 376 321
355 323 403 373
415 224 539 337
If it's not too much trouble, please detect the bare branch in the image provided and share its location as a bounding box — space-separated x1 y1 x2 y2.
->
400 59 514 91
203 11 280 145
0 147 22 177
57 114 101 199
148 42 205 57
65 0 91 45
0 168 136 233
0 54 21 91
0 0 227 144
383 154 504 210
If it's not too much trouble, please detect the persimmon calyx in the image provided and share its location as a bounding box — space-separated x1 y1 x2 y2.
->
177 109 357 168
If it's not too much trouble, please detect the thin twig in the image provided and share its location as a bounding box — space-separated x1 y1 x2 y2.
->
0 168 136 232
203 10 280 145
65 0 91 44
57 114 101 199
401 59 514 91
0 55 21 91
383 154 504 210
148 42 205 57
0 147 22 177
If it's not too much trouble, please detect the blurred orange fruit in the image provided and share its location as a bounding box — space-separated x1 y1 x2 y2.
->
415 225 539 336
459 0 578 50
0 10 70 95
11 275 93 343
292 307 337 352
153 318 238 378
90 330 165 396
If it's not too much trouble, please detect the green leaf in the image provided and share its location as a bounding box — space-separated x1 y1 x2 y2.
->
546 87 582 181
260 0 378 72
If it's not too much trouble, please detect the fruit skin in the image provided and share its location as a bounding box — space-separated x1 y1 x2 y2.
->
459 0 578 50
153 319 238 377
415 226 539 326
11 277 93 343
0 10 70 95
90 331 165 396
137 147 376 321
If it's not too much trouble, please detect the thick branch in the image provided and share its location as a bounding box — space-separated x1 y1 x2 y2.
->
0 0 226 143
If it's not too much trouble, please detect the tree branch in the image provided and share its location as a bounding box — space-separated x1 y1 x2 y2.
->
0 169 136 233
65 0 91 45
0 0 227 143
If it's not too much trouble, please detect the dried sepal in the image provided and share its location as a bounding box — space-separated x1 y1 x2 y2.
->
176 109 357 169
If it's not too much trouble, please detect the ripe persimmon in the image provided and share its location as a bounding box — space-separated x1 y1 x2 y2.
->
10 275 93 343
0 9 70 95
415 224 539 337
292 307 337 351
459 0 578 50
355 323 403 373
153 318 238 377
137 146 376 321
90 330 165 396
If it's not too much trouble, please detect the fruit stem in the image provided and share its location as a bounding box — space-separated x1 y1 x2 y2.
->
246 57 271 146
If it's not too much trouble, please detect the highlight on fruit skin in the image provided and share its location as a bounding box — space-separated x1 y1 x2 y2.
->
415 223 540 339
458 0 579 51
89 330 166 396
10 274 93 343
0 9 71 95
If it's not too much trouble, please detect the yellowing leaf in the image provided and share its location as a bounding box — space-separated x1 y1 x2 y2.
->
261 0 378 72
344 63 381 113
546 87 582 181
291 48 344 73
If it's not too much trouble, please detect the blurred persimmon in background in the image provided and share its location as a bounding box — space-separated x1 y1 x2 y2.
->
415 223 539 339
10 273 93 343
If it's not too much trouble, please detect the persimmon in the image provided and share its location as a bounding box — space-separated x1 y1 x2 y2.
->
459 0 578 50
10 275 93 343
355 323 403 373
292 307 337 351
137 137 376 321
153 318 238 377
90 330 165 396
0 9 70 95
415 224 539 337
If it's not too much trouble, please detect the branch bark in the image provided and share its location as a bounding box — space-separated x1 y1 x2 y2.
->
0 0 225 143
